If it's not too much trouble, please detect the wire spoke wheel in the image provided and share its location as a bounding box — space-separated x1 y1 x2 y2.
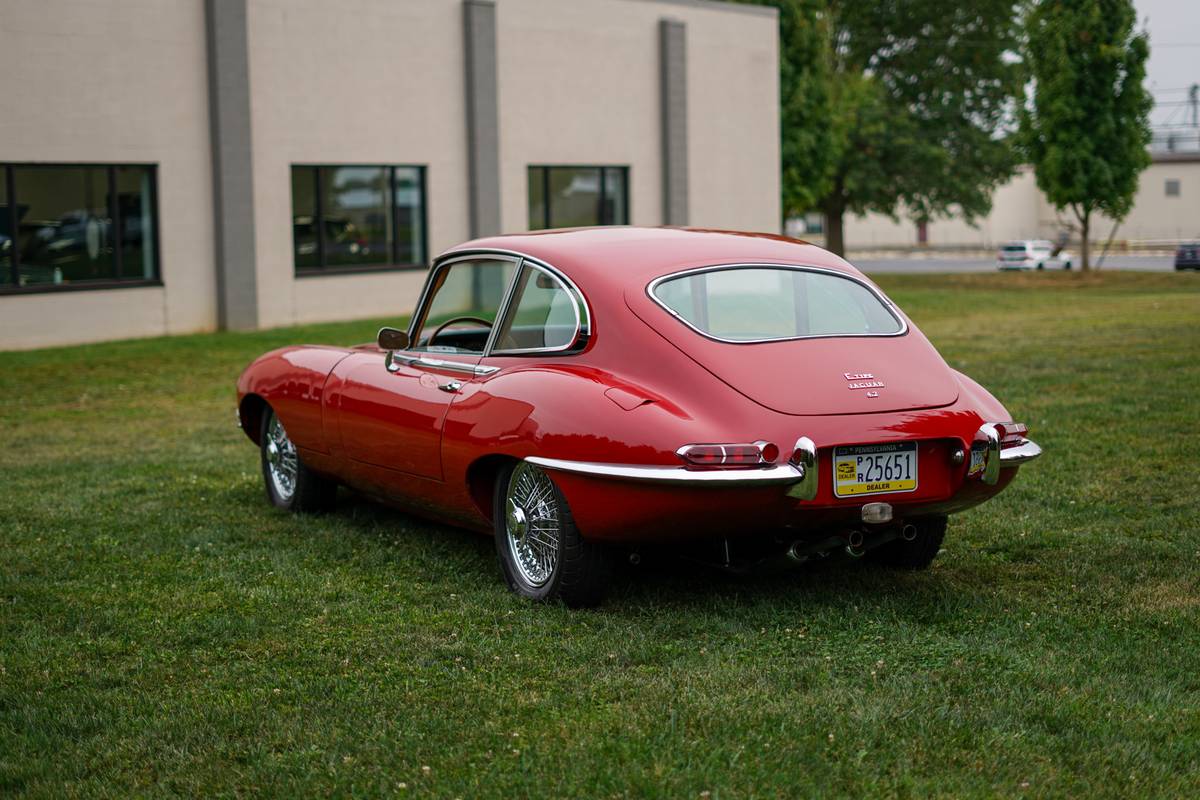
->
504 463 562 587
264 412 299 502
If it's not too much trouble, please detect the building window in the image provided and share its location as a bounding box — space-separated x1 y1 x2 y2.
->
1165 179 1181 197
0 164 159 293
528 166 628 230
292 165 427 274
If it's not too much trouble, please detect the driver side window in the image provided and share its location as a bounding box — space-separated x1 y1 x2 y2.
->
412 258 516 354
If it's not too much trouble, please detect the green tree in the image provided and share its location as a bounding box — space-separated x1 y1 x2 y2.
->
1020 0 1152 270
775 0 838 223
742 0 1023 255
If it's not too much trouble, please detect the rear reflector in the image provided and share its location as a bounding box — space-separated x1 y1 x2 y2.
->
676 440 778 468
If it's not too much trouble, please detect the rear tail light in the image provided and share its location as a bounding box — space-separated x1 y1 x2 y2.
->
995 422 1029 448
676 440 778 468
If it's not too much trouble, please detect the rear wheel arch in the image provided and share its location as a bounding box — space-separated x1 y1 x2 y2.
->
466 454 520 524
239 393 268 445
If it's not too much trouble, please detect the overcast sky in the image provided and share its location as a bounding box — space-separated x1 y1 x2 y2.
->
1137 0 1200 127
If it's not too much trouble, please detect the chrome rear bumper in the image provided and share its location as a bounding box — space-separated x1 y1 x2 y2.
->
973 422 1043 485
527 437 820 500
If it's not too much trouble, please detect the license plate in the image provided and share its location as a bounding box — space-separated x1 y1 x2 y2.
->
833 442 918 498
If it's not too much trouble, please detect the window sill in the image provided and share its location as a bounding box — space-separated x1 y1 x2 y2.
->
295 263 426 278
0 279 163 297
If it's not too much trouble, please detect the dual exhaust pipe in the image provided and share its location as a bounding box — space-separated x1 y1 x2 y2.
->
787 524 917 563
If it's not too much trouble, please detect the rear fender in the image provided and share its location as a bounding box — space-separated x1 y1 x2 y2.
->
445 364 761 522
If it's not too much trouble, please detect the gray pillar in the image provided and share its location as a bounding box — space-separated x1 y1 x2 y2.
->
205 0 258 330
464 0 501 238
659 18 688 226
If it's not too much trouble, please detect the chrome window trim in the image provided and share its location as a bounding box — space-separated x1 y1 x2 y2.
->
645 263 908 345
489 261 584 356
397 249 591 375
434 247 592 346
404 252 523 348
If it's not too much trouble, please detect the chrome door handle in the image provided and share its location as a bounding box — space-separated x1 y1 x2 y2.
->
438 380 462 393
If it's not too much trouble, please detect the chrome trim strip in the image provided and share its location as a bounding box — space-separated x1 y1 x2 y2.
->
645 263 908 345
526 456 805 486
386 352 494 376
786 436 818 500
1000 438 1042 466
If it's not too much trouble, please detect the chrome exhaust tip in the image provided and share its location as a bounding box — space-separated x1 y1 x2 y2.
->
901 524 918 542
844 529 865 558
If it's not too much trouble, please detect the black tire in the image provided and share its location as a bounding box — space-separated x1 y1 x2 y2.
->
493 462 611 607
1064 261 1073 270
1036 262 1045 271
259 406 337 513
870 516 947 570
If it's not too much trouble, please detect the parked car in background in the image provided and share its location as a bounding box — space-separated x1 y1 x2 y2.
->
237 228 1042 606
1176 241 1200 270
998 240 1074 271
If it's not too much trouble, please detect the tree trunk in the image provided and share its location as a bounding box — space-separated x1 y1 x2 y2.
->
824 202 846 257
1079 211 1091 271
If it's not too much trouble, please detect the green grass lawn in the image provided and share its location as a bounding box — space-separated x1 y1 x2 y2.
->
2 271 1199 797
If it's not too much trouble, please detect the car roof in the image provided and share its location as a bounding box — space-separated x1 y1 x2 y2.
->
440 227 862 292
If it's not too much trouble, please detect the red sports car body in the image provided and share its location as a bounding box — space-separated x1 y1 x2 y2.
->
237 228 1041 605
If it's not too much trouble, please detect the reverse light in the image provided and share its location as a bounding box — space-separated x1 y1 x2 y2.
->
676 440 778 468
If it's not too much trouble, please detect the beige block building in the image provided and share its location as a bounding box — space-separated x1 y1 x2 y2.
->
842 155 1200 250
0 0 780 350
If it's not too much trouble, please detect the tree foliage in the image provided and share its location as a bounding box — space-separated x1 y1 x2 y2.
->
743 0 1024 254
1019 0 1152 270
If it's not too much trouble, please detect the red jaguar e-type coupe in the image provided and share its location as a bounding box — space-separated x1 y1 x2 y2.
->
237 227 1041 606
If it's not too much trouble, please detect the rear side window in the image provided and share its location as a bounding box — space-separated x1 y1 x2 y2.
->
651 266 903 342
492 264 582 353
1002 245 1028 252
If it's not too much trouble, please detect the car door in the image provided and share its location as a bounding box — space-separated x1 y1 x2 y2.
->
333 255 519 480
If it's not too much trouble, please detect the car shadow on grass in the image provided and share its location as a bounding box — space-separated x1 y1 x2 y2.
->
322 489 961 620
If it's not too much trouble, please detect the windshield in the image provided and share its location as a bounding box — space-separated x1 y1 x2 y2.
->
651 266 904 342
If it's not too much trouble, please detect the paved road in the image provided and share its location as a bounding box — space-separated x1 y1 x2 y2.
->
854 254 1174 274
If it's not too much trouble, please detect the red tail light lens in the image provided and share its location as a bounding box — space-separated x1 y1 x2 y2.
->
676 441 778 468
996 422 1029 447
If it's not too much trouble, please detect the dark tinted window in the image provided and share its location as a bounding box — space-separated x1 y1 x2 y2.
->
291 165 427 274
527 166 629 230
0 164 158 292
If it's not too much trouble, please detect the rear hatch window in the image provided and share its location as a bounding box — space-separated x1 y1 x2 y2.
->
651 267 903 341
633 265 959 416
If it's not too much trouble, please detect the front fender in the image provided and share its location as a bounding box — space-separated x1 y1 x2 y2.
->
236 345 352 453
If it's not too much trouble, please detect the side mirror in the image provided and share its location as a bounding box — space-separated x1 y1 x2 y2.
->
377 326 409 351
